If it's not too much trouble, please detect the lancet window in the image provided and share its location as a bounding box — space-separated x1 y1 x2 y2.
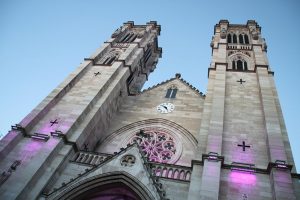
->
118 32 137 43
227 33 249 44
165 86 178 98
232 60 248 71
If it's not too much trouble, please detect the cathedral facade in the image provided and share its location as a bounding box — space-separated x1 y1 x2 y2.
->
0 20 299 199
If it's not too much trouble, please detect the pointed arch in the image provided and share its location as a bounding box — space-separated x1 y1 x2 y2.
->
244 34 249 44
165 85 178 98
179 170 185 180
173 169 180 179
185 171 191 181
97 49 121 65
232 34 237 43
239 34 244 44
49 171 156 200
119 32 137 43
237 60 243 71
228 52 253 71
162 168 168 177
227 34 232 43
98 118 198 165
167 168 173 178
244 61 248 70
232 61 236 70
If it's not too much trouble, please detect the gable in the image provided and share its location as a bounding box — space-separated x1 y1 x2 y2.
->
46 145 163 200
141 77 205 99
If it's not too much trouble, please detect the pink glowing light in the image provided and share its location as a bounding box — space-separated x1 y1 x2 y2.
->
229 171 257 185
31 133 50 141
39 124 56 134
128 129 177 163
208 155 218 160
231 162 255 173
276 164 288 169
207 152 219 161
274 160 289 170
50 130 64 138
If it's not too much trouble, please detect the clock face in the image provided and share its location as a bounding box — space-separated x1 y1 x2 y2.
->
156 103 175 114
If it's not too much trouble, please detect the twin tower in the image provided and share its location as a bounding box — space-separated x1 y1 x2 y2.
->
0 20 299 199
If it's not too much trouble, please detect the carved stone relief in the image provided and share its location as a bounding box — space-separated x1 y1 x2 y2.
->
220 27 227 39
228 50 251 57
249 26 258 40
120 154 136 167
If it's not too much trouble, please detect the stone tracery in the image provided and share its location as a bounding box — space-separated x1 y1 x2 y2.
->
128 129 177 163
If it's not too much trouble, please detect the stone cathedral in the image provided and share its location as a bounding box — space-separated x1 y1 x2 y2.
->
0 20 299 200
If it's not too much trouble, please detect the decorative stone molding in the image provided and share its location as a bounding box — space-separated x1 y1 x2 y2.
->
101 118 198 165
227 52 254 70
150 162 192 181
120 154 136 167
128 129 178 163
72 151 110 166
220 27 227 39
44 144 169 200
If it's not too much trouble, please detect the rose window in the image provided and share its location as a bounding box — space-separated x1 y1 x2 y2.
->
128 129 177 163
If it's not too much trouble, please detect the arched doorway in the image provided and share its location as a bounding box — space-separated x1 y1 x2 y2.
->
75 182 141 200
51 172 156 200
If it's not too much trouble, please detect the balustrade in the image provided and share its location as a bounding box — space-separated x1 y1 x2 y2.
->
151 163 191 181
72 151 109 166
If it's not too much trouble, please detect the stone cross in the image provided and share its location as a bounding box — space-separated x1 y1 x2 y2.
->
237 79 246 84
94 72 101 76
237 141 250 151
50 119 58 126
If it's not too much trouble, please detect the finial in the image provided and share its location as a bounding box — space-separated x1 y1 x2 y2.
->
175 73 181 78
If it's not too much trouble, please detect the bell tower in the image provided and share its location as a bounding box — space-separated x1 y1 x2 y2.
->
191 20 297 199
1 19 299 200
0 21 161 199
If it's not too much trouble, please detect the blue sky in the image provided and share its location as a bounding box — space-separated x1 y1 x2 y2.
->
0 0 299 172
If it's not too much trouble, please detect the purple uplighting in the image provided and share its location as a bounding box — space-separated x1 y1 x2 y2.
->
50 130 64 138
31 133 50 141
129 129 177 163
274 160 289 170
207 152 219 161
229 171 257 185
39 124 56 135
208 155 218 160
231 162 255 174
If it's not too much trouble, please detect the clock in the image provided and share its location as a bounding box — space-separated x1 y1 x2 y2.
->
156 102 175 114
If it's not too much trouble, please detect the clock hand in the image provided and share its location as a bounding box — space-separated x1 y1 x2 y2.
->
162 105 168 110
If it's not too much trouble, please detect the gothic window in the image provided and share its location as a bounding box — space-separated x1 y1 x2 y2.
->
144 47 152 63
232 34 237 43
227 34 232 43
239 34 244 44
103 55 116 65
244 61 248 70
128 129 177 163
232 59 248 71
127 68 137 85
244 34 249 44
237 60 243 71
119 32 137 43
232 61 236 70
165 88 178 98
96 50 121 65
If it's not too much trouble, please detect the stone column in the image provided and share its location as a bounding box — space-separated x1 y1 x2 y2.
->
187 161 202 200
256 67 296 199
199 64 226 200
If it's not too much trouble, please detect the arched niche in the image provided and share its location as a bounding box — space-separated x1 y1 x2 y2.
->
228 52 253 71
97 118 198 165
